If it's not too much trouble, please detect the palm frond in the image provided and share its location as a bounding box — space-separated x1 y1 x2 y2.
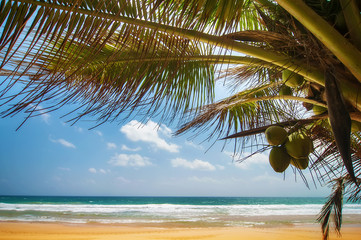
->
0 0 271 124
1 25 219 124
317 178 344 240
153 0 255 35
0 0 261 67
175 81 301 144
175 59 327 143
346 174 361 202
222 116 325 140
308 119 361 184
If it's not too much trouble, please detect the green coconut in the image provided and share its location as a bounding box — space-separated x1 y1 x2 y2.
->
312 105 327 115
279 85 293 96
290 157 309 170
308 137 314 153
265 126 288 146
282 70 304 88
269 146 291 173
351 120 361 132
284 132 313 159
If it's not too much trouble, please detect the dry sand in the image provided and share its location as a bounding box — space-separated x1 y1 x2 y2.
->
0 222 360 240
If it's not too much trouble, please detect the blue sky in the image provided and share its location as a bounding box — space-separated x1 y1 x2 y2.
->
0 95 332 197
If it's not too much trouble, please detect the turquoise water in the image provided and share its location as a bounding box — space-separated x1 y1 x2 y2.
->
1 196 360 226
0 196 327 205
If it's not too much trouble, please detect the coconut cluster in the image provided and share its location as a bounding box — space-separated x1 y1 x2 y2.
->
265 126 313 173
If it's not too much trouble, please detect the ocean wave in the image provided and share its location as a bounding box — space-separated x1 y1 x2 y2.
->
1 197 360 225
1 202 361 213
1 202 360 224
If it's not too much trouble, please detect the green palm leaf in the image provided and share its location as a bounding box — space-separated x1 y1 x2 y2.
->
0 0 269 123
3 29 218 123
176 80 299 140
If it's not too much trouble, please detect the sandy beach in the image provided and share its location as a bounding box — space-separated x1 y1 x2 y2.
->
1 196 361 239
0 222 360 240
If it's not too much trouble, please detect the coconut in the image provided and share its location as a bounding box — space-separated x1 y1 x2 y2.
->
290 157 309 170
269 146 291 173
351 120 361 132
312 105 327 115
284 132 313 159
279 85 293 96
282 70 304 88
265 126 288 146
308 137 314 153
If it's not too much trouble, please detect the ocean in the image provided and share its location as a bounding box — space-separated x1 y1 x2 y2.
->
1 196 361 227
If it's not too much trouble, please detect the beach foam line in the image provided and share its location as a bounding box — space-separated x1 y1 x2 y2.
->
1 202 361 226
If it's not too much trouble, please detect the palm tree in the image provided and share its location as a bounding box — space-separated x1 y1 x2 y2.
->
0 1 360 238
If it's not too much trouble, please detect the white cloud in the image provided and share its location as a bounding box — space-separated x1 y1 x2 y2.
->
158 124 172 137
107 142 117 149
121 144 141 152
120 120 180 153
225 151 269 170
58 139 76 148
88 168 108 174
30 104 50 124
95 130 103 137
108 153 152 167
50 137 76 149
40 112 51 124
171 158 216 171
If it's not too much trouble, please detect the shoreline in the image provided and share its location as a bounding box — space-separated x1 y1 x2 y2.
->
1 221 361 240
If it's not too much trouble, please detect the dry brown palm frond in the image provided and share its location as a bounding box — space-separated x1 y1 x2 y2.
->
307 123 361 188
224 30 286 43
346 175 361 202
317 178 344 240
221 116 326 140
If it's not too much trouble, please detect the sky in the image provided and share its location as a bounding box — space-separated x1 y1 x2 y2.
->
0 82 331 197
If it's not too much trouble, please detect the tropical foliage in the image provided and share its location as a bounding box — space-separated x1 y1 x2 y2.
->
1 1 361 238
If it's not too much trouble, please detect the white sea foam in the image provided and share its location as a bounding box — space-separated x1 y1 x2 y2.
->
1 202 360 224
